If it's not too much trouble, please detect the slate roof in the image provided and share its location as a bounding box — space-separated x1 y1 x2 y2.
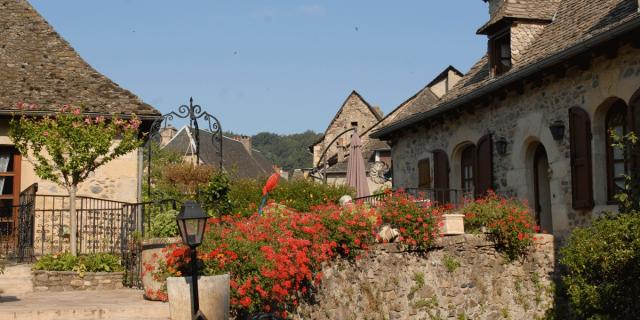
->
0 0 158 117
477 0 562 34
163 127 273 179
372 0 640 139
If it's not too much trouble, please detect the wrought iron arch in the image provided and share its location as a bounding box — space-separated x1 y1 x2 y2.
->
146 97 223 197
311 127 356 183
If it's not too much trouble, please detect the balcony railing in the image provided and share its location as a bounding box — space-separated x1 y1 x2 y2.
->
354 188 469 208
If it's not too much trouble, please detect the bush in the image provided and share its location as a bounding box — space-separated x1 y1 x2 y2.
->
560 213 640 319
462 191 538 260
377 190 446 251
147 209 179 238
221 178 353 216
34 252 124 273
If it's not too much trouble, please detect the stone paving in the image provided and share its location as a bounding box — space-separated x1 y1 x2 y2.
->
0 289 169 320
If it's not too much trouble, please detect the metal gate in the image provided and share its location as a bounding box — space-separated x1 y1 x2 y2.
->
120 199 179 288
0 183 38 262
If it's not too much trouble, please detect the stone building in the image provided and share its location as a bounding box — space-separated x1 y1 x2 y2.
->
0 0 160 254
372 0 640 239
160 126 274 179
311 68 462 193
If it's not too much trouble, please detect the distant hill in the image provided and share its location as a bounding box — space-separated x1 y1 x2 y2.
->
249 131 322 170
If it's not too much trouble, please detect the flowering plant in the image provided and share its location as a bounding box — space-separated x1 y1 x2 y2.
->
376 189 446 251
463 191 538 260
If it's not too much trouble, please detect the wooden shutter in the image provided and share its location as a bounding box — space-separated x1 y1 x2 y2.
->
418 159 431 189
433 150 450 203
475 134 493 197
569 107 594 209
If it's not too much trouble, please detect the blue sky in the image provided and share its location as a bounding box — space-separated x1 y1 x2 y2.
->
30 1 488 135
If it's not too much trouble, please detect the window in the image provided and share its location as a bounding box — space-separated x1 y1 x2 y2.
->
461 145 476 194
418 159 431 189
605 101 628 202
350 121 358 127
490 31 512 76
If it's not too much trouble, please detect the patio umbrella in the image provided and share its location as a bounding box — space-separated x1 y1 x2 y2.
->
346 132 370 198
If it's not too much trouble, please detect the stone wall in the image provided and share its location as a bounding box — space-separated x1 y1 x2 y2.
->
390 44 640 240
294 234 555 320
33 270 124 291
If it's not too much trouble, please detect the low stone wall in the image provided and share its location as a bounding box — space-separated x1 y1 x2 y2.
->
33 270 124 291
294 234 555 320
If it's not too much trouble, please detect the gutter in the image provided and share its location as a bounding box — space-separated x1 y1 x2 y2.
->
371 15 640 139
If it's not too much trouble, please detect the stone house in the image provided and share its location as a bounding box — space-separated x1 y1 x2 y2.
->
0 0 160 254
160 126 274 179
311 67 462 193
371 0 640 239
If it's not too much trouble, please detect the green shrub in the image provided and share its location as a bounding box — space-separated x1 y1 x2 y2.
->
560 213 640 319
34 252 124 272
200 171 232 215
443 255 460 273
220 178 353 216
147 209 179 238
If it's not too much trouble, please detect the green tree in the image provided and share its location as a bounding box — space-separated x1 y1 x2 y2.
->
9 105 142 255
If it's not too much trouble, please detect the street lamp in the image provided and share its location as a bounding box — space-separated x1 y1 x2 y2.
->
176 200 208 320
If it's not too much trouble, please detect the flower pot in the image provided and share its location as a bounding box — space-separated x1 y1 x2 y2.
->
141 237 181 300
167 274 230 320
440 214 465 235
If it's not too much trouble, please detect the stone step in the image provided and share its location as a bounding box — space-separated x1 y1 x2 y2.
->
0 264 34 295
0 289 170 320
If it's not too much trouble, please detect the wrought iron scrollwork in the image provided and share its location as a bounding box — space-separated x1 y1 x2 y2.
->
146 97 223 197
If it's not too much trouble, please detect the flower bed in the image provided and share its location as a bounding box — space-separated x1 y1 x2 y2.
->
151 191 451 318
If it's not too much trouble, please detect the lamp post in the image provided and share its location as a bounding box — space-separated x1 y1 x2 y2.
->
176 200 209 320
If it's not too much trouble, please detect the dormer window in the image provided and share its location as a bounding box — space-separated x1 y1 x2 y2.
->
489 30 511 76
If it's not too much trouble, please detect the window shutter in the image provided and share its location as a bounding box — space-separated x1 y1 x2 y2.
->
475 134 493 197
569 107 594 209
433 150 450 203
418 159 431 189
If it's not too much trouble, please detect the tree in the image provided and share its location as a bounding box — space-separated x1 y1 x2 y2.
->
9 105 142 255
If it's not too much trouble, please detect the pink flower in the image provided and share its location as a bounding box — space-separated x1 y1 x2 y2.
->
72 108 81 115
43 131 49 137
84 117 92 124
95 116 105 123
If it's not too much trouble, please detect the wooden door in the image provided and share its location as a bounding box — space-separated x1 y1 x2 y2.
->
433 150 450 203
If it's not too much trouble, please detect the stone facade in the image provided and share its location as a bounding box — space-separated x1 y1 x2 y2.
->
312 91 382 167
32 270 124 291
294 234 555 320
389 44 640 240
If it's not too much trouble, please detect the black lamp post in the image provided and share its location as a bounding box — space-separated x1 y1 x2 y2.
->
176 200 208 320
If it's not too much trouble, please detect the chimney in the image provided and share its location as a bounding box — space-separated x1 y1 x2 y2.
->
373 106 384 118
159 125 177 146
239 135 252 154
485 0 505 19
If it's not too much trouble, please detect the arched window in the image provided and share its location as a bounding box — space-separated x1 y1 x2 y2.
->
460 145 476 194
605 101 628 202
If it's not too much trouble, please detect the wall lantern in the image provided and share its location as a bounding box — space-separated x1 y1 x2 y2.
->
549 120 566 141
495 137 508 156
176 200 208 320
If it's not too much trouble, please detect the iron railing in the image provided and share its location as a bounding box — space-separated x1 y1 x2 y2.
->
0 183 38 262
33 194 130 256
355 188 468 208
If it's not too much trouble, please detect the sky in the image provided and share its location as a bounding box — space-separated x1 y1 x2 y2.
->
29 1 489 135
